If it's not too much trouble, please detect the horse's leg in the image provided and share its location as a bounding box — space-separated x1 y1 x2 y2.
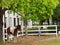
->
13 36 18 43
7 35 11 42
9 34 14 41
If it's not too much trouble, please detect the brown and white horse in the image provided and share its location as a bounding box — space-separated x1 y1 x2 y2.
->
7 25 21 42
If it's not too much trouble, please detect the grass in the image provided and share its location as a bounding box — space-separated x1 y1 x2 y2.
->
35 37 60 45
1 36 60 45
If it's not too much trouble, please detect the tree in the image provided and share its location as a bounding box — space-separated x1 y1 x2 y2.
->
53 0 60 25
16 0 59 34
0 0 59 42
0 0 20 43
17 0 59 25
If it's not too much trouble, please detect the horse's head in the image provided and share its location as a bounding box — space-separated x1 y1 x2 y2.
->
13 25 21 36
16 25 21 31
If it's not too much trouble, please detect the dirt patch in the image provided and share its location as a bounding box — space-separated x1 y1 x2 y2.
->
0 35 57 45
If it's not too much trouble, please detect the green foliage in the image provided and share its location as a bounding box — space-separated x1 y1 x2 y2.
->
53 0 60 21
27 27 39 30
17 0 59 21
47 27 56 29
55 6 60 16
0 0 59 21
0 0 19 11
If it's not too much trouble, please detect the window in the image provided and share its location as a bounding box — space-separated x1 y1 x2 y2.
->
14 18 16 26
17 18 19 25
4 17 6 28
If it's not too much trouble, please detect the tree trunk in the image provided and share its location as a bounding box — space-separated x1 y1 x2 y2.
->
24 20 27 26
39 20 43 30
24 20 28 35
39 20 43 25
0 10 3 43
0 7 5 43
47 19 49 25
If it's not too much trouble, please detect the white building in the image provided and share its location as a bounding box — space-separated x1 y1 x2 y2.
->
3 10 32 41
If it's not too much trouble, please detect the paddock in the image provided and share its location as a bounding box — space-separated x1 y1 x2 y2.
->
0 35 60 45
2 11 58 42
3 24 58 42
3 12 58 42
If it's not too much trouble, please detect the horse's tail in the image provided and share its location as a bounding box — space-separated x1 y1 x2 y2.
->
7 27 13 35
7 27 10 35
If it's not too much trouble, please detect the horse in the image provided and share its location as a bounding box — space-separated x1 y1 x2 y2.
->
7 25 21 42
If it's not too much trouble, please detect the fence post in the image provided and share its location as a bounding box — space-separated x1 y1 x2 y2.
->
56 25 58 37
21 26 24 36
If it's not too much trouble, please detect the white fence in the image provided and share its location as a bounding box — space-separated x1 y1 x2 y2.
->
3 25 57 42
18 25 58 36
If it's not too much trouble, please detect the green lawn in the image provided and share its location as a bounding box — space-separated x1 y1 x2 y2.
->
35 37 60 45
